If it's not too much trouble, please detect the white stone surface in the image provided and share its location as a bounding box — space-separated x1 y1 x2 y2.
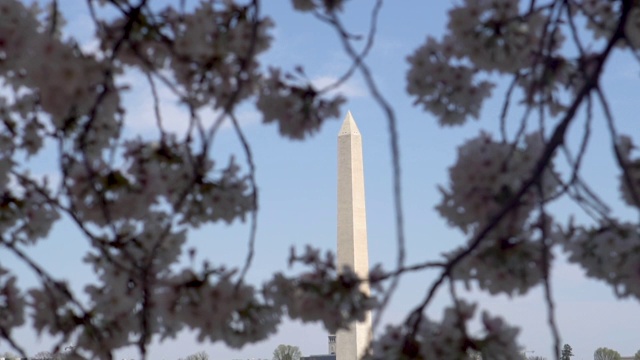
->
336 111 372 360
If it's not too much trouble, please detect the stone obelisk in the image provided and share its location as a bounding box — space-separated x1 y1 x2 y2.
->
336 111 371 360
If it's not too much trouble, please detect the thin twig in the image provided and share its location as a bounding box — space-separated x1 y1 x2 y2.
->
230 112 259 284
367 260 446 283
499 75 520 142
537 185 561 360
146 72 166 137
315 0 384 96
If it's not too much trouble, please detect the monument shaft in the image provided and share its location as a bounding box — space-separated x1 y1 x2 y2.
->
336 112 371 360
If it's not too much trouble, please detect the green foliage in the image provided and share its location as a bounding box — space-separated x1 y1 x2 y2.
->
594 347 621 360
561 344 574 360
634 349 640 360
179 351 209 360
273 344 302 360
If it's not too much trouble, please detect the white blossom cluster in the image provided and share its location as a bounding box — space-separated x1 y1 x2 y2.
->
0 0 351 357
123 138 254 226
2 0 640 358
0 1 121 158
156 269 281 349
98 1 273 110
265 246 376 333
29 281 78 341
0 267 25 332
257 68 345 139
447 0 549 73
564 221 640 299
580 0 640 49
406 36 494 126
63 139 253 228
616 135 640 208
365 301 521 360
437 132 558 235
407 0 571 125
445 224 551 296
436 132 559 295
0 177 60 245
97 0 344 138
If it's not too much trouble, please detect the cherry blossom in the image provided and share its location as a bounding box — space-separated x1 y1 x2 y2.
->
406 36 494 126
580 0 640 49
564 221 640 299
437 132 558 236
266 246 376 333
1 0 640 358
447 0 552 73
365 301 521 360
616 135 640 208
0 267 25 333
257 68 345 139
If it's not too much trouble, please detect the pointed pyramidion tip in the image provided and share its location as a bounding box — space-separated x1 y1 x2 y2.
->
338 111 361 136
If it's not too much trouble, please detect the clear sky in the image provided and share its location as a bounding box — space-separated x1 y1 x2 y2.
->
3 1 640 360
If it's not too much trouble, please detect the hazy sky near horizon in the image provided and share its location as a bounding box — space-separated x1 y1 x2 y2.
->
3 1 640 359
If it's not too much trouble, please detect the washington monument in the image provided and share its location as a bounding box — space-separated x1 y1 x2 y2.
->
336 111 372 360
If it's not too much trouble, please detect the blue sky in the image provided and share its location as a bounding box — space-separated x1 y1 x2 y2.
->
3 1 640 359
